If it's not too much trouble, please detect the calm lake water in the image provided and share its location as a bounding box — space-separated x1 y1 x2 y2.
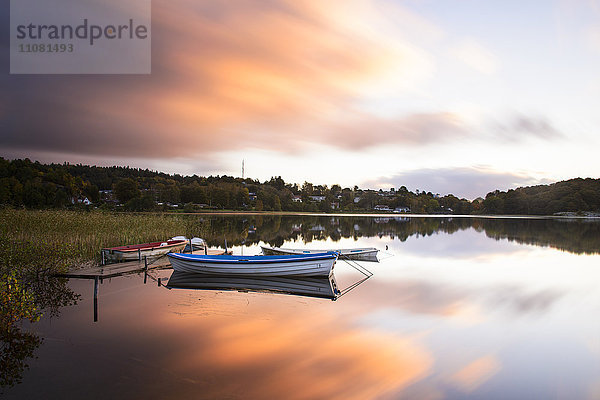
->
3 215 600 399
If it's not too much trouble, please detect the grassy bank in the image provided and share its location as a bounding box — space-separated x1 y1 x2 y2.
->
0 209 208 272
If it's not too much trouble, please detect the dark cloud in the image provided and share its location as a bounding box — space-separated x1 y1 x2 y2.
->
362 167 551 199
0 1 565 163
326 112 469 150
491 114 563 141
0 0 433 159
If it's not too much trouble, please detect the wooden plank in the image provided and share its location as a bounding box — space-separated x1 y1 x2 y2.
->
56 249 228 279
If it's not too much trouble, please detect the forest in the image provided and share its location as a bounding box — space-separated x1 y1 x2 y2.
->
0 157 599 215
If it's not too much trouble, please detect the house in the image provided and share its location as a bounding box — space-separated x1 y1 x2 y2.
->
374 205 391 211
309 195 326 202
71 196 92 205
99 190 115 202
248 192 257 201
292 224 302 232
292 195 302 202
393 207 410 213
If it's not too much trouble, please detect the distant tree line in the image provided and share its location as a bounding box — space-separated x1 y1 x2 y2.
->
0 158 599 215
482 178 600 215
0 158 100 208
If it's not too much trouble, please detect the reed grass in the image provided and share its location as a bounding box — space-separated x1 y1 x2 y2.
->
0 209 208 272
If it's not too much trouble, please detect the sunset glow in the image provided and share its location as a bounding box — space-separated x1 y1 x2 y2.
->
2 0 599 197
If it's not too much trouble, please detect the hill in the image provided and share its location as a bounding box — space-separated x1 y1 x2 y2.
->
1 158 598 215
482 178 600 215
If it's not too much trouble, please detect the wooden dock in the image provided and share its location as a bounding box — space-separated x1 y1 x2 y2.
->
56 249 228 279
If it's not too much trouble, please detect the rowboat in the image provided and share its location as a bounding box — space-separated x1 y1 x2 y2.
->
101 239 187 263
167 252 338 277
261 246 379 262
171 236 206 252
167 271 340 300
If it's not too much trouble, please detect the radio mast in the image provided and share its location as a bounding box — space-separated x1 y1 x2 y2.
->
242 159 245 179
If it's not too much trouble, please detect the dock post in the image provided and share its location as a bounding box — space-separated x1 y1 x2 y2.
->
189 238 193 253
101 250 105 265
93 276 99 322
224 238 228 254
138 248 141 261
204 245 207 255
158 277 162 287
143 256 148 284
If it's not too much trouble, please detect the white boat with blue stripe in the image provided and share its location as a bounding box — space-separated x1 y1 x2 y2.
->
167 252 338 277
261 246 379 262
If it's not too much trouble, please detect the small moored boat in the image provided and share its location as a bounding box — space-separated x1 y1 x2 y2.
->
171 236 206 252
261 246 379 262
167 252 338 277
102 239 187 263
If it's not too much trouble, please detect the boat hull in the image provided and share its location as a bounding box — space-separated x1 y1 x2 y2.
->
168 253 337 277
102 240 187 262
261 246 379 262
171 236 206 252
167 271 340 300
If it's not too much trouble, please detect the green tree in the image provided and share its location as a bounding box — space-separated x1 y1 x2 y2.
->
125 193 156 211
83 183 100 203
267 176 285 190
273 195 282 211
114 178 140 204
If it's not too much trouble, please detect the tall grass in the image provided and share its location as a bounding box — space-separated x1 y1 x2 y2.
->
0 209 208 272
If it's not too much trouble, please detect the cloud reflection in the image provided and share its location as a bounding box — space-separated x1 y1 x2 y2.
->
161 292 433 399
448 355 501 392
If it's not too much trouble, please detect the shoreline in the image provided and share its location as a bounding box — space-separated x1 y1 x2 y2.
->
140 210 600 220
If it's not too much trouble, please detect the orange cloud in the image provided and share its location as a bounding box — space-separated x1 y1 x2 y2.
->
2 0 441 158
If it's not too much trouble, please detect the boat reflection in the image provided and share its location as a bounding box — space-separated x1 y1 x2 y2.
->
167 271 344 300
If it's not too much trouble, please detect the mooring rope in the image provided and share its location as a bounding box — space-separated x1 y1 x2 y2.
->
146 253 168 266
336 275 371 298
338 253 373 277
376 251 395 262
329 253 374 299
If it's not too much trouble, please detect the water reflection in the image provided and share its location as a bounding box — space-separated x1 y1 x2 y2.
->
0 273 42 389
167 271 341 300
2 215 599 399
0 271 79 390
199 215 600 255
167 265 373 302
154 280 434 399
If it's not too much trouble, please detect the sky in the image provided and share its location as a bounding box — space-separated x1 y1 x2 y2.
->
1 0 599 199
